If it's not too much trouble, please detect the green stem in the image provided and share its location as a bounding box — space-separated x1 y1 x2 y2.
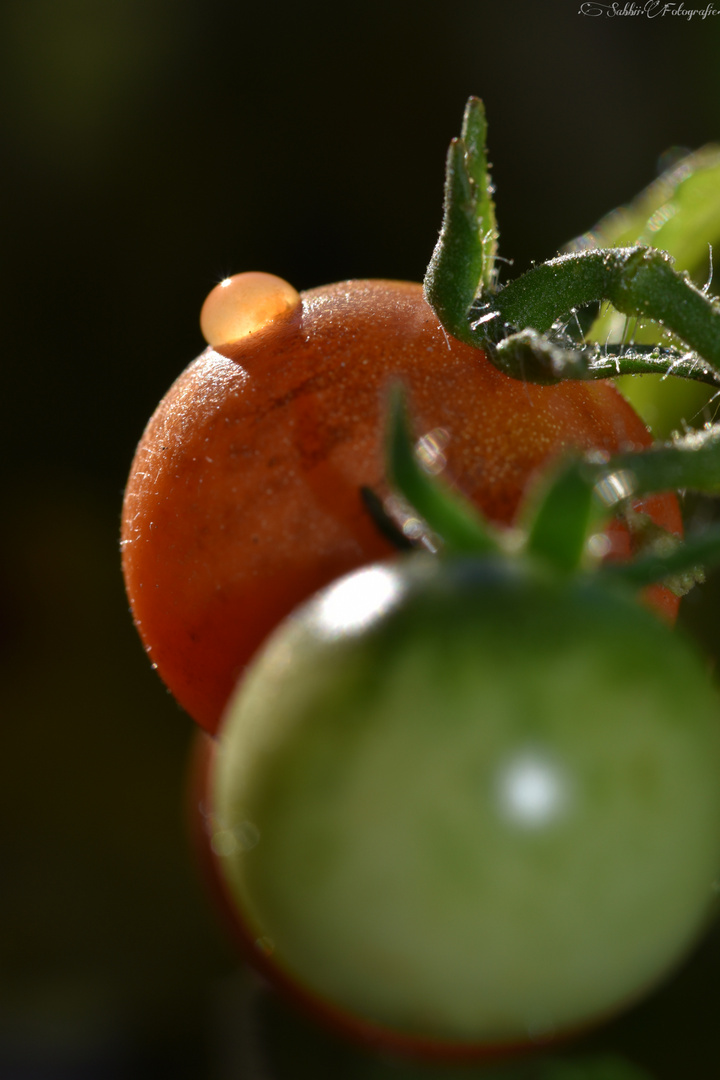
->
488 334 720 388
478 247 720 377
579 346 720 388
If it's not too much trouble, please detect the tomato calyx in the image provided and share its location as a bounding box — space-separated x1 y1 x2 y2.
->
382 384 720 593
426 98 720 392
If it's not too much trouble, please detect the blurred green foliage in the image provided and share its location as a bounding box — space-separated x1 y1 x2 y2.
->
568 146 720 438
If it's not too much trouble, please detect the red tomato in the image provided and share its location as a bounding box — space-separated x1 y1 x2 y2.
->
122 278 681 733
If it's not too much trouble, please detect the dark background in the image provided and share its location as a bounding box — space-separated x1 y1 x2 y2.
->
2 1 720 1076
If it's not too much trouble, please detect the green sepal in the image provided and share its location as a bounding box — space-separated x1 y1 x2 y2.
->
424 97 498 344
520 423 720 580
599 526 720 593
479 246 720 384
386 384 499 556
522 456 601 573
490 330 589 386
592 424 720 504
425 102 720 396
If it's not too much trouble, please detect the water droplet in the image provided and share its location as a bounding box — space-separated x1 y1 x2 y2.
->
384 494 439 552
402 516 425 540
594 468 636 508
587 533 612 559
200 271 300 346
415 427 450 475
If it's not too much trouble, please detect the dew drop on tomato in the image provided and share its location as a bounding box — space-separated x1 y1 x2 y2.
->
200 271 300 346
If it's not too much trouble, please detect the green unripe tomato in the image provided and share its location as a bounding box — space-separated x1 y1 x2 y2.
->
210 556 720 1054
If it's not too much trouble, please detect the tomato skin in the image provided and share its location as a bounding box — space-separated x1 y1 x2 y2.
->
208 556 720 1055
187 728 540 1062
121 280 681 732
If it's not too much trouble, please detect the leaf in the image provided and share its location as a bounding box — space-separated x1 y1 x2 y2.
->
522 456 600 573
565 146 720 433
568 145 720 281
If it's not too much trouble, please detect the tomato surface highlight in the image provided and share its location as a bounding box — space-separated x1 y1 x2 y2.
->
121 280 681 732
209 556 720 1054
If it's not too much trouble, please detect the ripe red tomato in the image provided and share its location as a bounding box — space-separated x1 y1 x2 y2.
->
122 277 681 733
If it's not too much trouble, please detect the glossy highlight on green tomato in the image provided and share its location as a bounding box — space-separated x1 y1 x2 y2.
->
209 556 720 1055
